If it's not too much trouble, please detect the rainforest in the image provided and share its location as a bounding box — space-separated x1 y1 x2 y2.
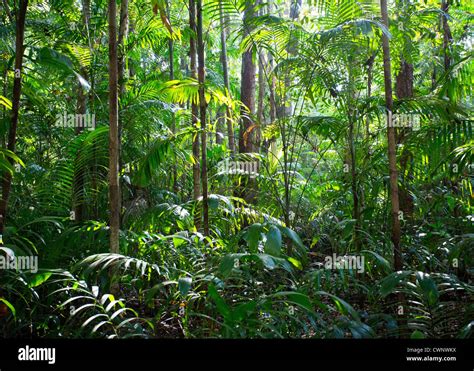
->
0 0 473 344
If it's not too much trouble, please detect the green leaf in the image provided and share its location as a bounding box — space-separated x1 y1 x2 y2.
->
219 253 245 277
362 250 391 273
0 95 12 110
245 223 262 251
264 225 282 257
257 254 277 270
416 272 439 307
280 226 305 249
28 272 53 288
178 277 192 296
208 284 231 320
380 271 410 297
145 280 178 303
288 257 303 270
269 291 314 313
173 236 186 248
316 291 360 321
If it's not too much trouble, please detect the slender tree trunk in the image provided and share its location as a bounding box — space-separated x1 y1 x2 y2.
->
117 0 129 227
267 0 276 135
0 0 28 235
279 0 302 117
73 76 87 223
118 0 129 96
108 0 120 253
167 1 178 194
381 0 402 271
219 1 235 154
197 0 209 236
360 51 375 216
189 0 201 230
238 1 257 204
215 108 224 145
396 60 414 217
365 52 375 139
441 0 452 72
257 52 265 151
348 115 360 251
239 1 256 155
277 0 302 227
73 0 93 223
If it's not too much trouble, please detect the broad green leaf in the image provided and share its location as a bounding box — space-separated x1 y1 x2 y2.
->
280 226 305 249
219 253 245 277
264 225 282 257
28 272 53 288
245 223 262 251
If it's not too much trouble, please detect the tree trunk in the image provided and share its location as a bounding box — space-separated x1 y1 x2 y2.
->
380 0 402 271
73 0 93 224
73 72 87 223
219 1 235 154
239 1 256 155
189 0 201 230
108 0 120 254
167 0 178 194
118 0 129 96
0 0 28 235
215 108 224 145
117 0 129 227
197 0 209 236
396 60 414 217
256 52 265 151
348 112 360 251
441 0 452 72
238 1 257 204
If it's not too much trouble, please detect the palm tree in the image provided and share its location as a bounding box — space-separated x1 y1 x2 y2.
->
108 0 120 253
189 0 201 228
380 0 402 271
197 0 209 235
219 0 235 154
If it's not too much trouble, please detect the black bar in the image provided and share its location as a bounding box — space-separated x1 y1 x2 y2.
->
0 339 472 369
